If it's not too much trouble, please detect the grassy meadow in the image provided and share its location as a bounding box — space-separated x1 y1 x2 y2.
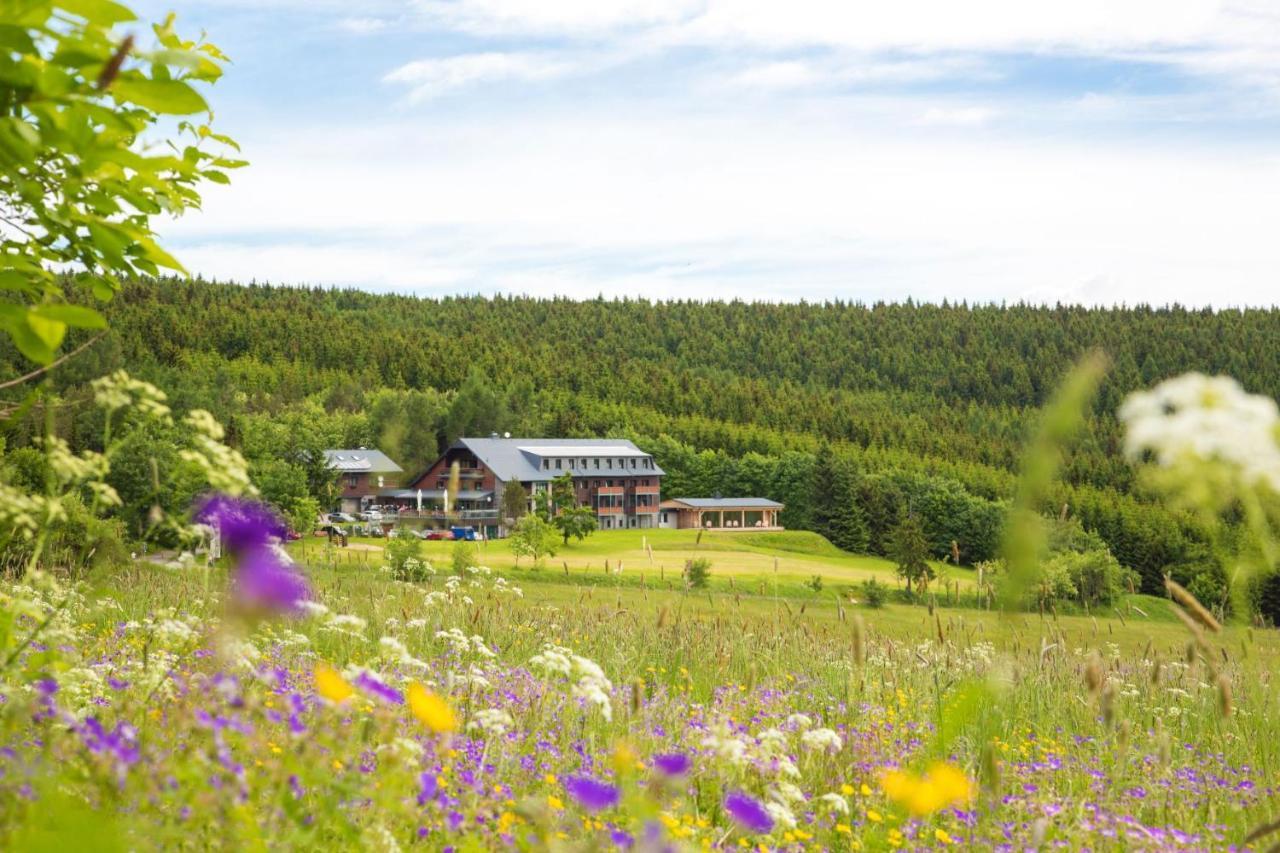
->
4 529 1273 850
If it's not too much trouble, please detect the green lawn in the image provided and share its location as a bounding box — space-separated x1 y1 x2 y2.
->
288 527 1183 640
291 527 961 590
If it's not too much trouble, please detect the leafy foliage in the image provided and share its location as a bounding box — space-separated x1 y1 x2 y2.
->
684 557 711 589
0 5 240 365
861 577 888 608
889 515 933 596
509 514 557 567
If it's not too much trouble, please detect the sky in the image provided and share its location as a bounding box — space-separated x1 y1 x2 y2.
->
133 0 1280 306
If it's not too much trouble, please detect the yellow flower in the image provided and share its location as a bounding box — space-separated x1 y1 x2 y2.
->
867 809 883 823
314 664 354 704
612 741 637 775
935 829 954 845
836 823 852 835
407 682 458 734
547 795 564 811
840 783 855 796
880 763 974 816
860 783 873 796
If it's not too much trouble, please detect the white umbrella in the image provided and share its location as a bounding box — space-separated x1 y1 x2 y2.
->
416 488 422 512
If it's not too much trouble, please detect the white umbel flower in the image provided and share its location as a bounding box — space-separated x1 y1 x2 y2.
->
1120 373 1280 490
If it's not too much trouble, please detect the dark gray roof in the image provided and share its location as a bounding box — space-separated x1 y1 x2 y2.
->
455 437 663 482
324 449 403 473
662 497 783 509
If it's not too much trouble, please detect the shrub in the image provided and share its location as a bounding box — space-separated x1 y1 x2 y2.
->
385 535 432 582
685 557 711 589
861 577 888 608
510 515 558 567
452 540 477 575
807 574 824 593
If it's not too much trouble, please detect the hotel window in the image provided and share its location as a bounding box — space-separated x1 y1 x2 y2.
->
555 459 562 470
606 459 612 469
630 459 637 469
542 459 549 470
593 459 599 469
346 474 360 487
581 458 587 467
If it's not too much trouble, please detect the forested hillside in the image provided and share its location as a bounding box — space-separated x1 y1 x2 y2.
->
6 277 1280 602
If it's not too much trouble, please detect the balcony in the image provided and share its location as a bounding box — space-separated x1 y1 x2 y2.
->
596 486 624 496
394 509 499 521
633 484 660 495
633 505 659 514
596 505 623 515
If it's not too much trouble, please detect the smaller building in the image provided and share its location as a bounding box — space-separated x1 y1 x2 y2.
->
324 449 404 514
658 497 784 530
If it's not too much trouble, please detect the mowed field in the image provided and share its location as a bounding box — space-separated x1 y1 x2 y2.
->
290 529 961 592
287 528 1188 646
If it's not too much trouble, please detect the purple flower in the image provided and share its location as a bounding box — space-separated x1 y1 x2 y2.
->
652 753 691 777
354 671 404 705
564 775 620 812
195 494 287 553
418 772 439 805
724 791 773 834
234 546 310 614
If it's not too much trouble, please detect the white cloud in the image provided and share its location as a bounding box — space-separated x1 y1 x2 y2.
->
917 106 998 126
383 51 578 99
413 0 703 37
162 108 1280 306
337 16 392 35
400 0 1280 94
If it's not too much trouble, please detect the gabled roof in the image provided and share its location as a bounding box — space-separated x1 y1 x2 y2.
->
324 449 403 473
660 497 784 509
453 437 664 482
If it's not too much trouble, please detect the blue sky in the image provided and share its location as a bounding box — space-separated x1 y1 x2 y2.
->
135 0 1280 306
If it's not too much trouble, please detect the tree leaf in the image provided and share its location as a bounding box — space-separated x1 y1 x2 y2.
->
57 0 137 25
136 237 186 273
111 76 208 115
32 303 107 329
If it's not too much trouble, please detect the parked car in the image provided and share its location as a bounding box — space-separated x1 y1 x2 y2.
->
328 512 356 524
361 523 385 537
358 509 383 522
450 526 478 541
423 529 453 541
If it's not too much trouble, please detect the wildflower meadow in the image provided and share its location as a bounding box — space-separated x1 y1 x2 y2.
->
8 367 1280 852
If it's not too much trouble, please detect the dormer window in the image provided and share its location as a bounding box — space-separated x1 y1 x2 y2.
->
542 459 549 470
555 459 562 470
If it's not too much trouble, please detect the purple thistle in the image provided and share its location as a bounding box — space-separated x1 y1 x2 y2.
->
564 775 621 812
724 791 773 834
195 494 288 553
234 546 310 614
652 752 691 777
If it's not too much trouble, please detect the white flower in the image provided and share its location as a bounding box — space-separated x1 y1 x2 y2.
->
467 708 515 737
298 601 330 619
755 728 788 757
785 713 814 730
1120 373 1280 490
800 727 843 753
764 801 798 830
530 646 574 677
819 792 850 815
